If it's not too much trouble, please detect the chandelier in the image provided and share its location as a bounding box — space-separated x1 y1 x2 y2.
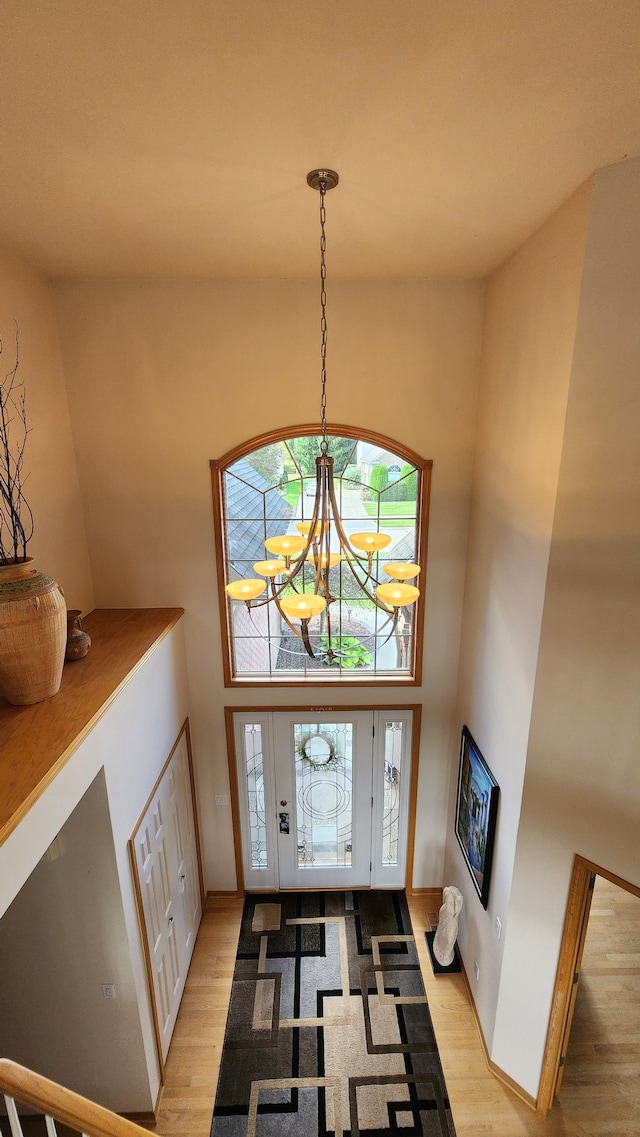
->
225 169 421 661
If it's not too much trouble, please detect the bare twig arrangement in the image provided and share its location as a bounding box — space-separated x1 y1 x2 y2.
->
0 323 33 564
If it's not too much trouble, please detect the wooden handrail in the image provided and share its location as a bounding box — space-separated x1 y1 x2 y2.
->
0 1059 150 1137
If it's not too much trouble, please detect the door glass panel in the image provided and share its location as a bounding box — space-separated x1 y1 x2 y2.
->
294 723 353 868
381 720 404 866
242 723 268 869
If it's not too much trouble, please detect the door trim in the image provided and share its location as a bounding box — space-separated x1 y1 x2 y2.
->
537 854 640 1114
225 704 421 895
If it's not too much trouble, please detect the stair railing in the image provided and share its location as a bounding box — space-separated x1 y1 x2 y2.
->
0 1060 151 1137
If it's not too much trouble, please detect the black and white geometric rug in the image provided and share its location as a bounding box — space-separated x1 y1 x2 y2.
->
210 890 456 1137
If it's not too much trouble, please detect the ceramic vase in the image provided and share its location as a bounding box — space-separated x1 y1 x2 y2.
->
0 558 66 705
65 609 91 661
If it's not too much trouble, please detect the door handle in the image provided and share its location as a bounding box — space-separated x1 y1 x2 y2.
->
279 811 290 834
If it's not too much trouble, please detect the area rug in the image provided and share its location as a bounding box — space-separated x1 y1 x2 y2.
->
210 890 456 1137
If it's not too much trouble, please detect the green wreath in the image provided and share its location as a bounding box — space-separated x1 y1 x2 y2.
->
296 729 341 770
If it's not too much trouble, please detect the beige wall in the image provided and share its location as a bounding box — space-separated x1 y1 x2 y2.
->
0 248 93 611
492 157 640 1097
53 279 485 890
448 184 592 1047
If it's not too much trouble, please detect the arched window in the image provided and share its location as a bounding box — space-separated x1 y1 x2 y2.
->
211 427 431 685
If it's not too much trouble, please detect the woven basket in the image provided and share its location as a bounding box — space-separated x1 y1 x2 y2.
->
0 558 66 705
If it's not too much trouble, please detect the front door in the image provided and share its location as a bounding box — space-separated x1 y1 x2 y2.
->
231 709 414 891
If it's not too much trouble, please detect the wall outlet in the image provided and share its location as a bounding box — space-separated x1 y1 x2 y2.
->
215 794 228 806
474 959 480 981
496 916 502 940
102 984 116 1000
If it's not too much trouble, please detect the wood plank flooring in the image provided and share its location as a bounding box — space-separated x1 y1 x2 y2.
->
146 890 640 1137
148 897 244 1137
558 876 640 1134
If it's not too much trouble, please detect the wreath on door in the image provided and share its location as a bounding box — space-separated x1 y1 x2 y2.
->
296 729 341 770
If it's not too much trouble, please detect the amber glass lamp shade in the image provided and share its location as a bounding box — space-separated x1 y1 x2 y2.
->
383 562 420 580
253 559 287 577
350 532 392 553
375 582 420 608
296 520 330 538
314 552 341 569
279 593 327 620
265 535 306 557
226 579 266 601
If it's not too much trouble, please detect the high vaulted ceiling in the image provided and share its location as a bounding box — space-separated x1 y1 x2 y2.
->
2 1 640 281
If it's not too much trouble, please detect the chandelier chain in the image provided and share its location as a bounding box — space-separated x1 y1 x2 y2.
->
319 178 329 455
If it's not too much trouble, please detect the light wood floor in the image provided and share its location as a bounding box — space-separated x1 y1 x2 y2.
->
558 876 640 1134
146 890 640 1137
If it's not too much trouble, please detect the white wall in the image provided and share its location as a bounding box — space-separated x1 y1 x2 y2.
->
492 157 640 1098
0 247 93 612
446 183 592 1049
53 279 485 891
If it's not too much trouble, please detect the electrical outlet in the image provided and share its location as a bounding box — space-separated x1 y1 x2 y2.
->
474 959 480 981
102 984 116 1000
215 794 228 806
496 916 502 940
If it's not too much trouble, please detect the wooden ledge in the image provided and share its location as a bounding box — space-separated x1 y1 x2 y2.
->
0 608 184 847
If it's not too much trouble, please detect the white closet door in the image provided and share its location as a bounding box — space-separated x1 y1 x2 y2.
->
132 775 184 1059
131 723 203 1062
168 731 202 960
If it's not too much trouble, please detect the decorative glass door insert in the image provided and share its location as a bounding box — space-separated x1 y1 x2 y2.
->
274 713 372 888
293 722 353 870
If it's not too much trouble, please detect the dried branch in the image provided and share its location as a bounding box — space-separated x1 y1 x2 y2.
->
0 323 33 563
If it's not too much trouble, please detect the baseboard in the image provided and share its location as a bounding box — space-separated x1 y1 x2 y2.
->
406 886 443 901
487 1058 538 1112
458 961 538 1112
122 1109 157 1123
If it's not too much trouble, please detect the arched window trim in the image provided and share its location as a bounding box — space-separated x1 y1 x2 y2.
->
210 423 432 688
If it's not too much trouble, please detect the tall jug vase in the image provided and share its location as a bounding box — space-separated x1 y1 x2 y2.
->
0 558 66 705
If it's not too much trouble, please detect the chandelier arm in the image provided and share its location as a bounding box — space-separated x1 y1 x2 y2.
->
312 555 333 599
263 490 322 598
269 590 317 659
324 601 337 662
378 606 401 646
241 597 318 648
323 462 397 615
330 540 398 616
235 550 316 609
232 571 297 609
274 601 302 641
242 598 320 660
299 618 316 659
325 460 372 570
265 577 324 662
